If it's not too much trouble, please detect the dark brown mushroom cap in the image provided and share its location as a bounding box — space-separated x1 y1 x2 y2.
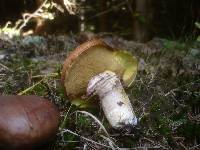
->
0 95 60 150
61 38 138 102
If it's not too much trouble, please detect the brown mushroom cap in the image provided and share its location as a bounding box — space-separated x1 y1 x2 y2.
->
0 95 60 150
61 39 138 102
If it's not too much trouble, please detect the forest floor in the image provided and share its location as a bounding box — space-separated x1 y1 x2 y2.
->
0 33 200 150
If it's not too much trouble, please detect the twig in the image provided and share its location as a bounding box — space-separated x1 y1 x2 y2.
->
60 129 113 149
189 144 200 150
0 63 12 72
18 78 45 95
87 1 130 20
128 146 168 149
16 0 48 31
75 111 120 149
63 0 78 14
32 72 59 78
76 111 110 137
179 142 187 150
60 104 72 129
18 72 58 95
164 79 200 97
100 135 119 150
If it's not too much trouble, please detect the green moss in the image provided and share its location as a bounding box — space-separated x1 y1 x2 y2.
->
157 117 172 136
178 122 200 140
163 40 186 50
61 132 78 149
1 57 41 94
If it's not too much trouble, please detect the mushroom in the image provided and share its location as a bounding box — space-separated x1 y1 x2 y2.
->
0 95 60 150
61 39 138 129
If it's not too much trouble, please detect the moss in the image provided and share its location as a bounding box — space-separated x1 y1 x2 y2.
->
178 122 200 140
1 56 41 94
157 117 172 136
60 132 78 149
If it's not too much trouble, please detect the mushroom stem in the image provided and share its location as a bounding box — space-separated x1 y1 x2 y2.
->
87 71 138 129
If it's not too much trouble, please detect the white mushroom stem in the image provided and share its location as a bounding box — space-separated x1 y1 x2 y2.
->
87 71 138 129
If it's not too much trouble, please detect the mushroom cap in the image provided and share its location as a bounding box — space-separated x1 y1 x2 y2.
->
61 39 138 102
0 95 60 150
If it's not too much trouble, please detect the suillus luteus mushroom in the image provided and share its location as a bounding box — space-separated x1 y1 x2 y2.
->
61 39 138 129
0 95 60 150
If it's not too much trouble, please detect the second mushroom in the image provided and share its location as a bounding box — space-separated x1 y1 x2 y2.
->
61 39 138 129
